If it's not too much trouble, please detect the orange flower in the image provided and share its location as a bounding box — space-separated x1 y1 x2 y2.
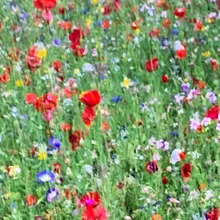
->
152 213 162 220
102 122 109 131
60 122 72 132
25 194 37 206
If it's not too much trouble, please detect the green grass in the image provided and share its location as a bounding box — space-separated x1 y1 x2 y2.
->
0 0 220 219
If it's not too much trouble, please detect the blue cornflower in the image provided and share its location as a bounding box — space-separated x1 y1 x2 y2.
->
48 137 61 149
111 96 122 103
46 188 59 202
36 170 55 183
170 29 179 36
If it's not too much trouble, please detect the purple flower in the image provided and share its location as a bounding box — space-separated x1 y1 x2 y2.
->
48 137 61 149
46 188 59 202
36 170 55 183
206 91 217 104
53 38 61 46
181 83 190 93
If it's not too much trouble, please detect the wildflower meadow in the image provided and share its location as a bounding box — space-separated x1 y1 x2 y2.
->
0 0 220 219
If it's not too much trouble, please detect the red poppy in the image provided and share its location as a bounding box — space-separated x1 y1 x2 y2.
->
193 77 206 89
145 58 159 72
145 160 158 174
179 152 186 160
52 60 62 72
69 130 84 151
26 46 42 72
211 59 218 71
32 93 58 112
0 73 9 84
25 93 37 104
205 105 219 120
162 18 171 28
181 163 192 178
33 0 57 10
218 0 220 9
58 7 66 14
161 75 169 83
149 28 160 37
80 192 101 208
102 20 110 29
103 5 112 15
173 7 186 19
80 90 101 107
69 28 84 50
176 48 187 59
194 20 202 31
60 122 72 132
131 21 139 30
25 194 37 206
82 205 108 220
162 176 168 184
205 208 219 220
58 21 72 30
82 107 96 126
74 47 86 57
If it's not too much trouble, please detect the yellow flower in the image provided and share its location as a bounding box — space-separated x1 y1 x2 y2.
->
91 0 99 4
134 28 140 35
121 77 131 88
38 151 47 160
86 17 92 27
79 91 86 99
202 51 211 57
207 18 213 24
5 17 9 22
201 26 206 31
15 79 23 87
37 48 47 59
73 68 80 75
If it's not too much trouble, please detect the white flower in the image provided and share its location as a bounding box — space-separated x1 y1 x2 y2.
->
84 165 93 174
205 190 214 200
189 190 199 201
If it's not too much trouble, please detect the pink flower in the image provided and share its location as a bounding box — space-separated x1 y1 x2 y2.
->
42 10 53 23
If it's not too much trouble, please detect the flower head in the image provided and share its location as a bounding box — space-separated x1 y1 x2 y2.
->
36 170 55 183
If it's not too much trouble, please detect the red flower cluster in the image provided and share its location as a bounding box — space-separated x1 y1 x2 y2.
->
26 46 42 72
206 105 219 120
25 92 58 121
173 7 186 19
0 66 11 84
205 208 219 220
33 0 57 10
80 192 108 220
69 130 84 151
145 58 159 72
102 0 121 15
69 28 85 57
80 90 101 127
181 163 192 181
